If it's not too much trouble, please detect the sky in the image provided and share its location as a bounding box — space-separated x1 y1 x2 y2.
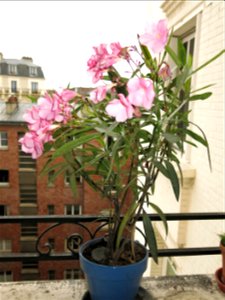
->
0 1 164 90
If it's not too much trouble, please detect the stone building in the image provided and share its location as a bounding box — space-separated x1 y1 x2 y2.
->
0 53 45 102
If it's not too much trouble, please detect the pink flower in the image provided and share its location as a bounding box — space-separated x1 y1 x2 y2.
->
90 86 107 103
38 95 60 121
110 42 122 56
54 89 76 103
127 77 155 110
87 43 121 83
23 106 51 134
106 94 134 122
139 19 168 54
19 132 44 159
158 63 172 81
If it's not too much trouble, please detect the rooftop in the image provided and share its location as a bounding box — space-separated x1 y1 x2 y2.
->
0 101 34 124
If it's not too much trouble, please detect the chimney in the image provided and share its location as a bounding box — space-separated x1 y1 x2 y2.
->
6 96 18 114
21 56 33 63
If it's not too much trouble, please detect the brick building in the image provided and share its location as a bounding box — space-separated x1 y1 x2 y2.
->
0 93 111 281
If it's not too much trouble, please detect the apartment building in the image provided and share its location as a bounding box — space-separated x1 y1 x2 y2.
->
0 91 111 281
0 53 45 102
143 0 224 277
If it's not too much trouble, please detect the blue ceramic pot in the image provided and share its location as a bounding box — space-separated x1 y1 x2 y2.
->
79 238 148 300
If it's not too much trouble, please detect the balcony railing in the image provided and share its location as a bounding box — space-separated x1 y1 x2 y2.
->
0 212 225 263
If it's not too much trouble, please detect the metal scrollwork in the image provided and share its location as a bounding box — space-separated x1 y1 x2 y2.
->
35 218 148 257
67 233 83 254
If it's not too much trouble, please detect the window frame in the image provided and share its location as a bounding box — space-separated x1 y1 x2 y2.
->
31 82 38 93
8 64 17 75
0 132 8 149
0 239 12 252
11 80 17 93
64 204 82 215
0 169 9 186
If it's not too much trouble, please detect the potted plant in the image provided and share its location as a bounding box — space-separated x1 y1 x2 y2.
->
19 19 224 300
215 233 225 293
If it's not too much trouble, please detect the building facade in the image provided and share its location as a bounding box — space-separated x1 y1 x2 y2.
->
0 53 45 102
143 0 224 277
0 94 111 281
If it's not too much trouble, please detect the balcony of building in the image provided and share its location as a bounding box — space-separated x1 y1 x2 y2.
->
0 213 225 299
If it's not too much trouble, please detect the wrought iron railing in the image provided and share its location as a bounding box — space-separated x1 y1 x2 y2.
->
0 212 225 262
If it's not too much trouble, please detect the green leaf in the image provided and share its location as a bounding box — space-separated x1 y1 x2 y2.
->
116 201 139 249
189 92 212 101
186 129 208 147
163 133 180 144
153 161 169 178
177 38 186 66
165 45 182 68
149 202 168 235
52 133 101 158
139 42 156 70
165 161 180 201
190 49 225 76
143 211 158 263
189 122 212 171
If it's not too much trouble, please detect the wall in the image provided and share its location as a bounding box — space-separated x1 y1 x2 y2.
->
143 0 224 276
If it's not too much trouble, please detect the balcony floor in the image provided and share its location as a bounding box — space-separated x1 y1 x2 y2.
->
0 274 224 299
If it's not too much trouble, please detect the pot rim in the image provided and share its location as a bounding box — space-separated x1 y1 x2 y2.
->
79 237 148 269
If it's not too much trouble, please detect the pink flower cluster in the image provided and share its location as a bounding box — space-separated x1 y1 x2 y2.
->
139 19 168 54
105 77 155 122
19 89 76 159
87 42 123 84
90 78 155 122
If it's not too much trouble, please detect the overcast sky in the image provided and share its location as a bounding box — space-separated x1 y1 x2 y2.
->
0 1 164 89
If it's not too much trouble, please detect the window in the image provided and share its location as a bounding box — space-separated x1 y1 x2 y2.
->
48 270 56 280
0 132 8 149
11 80 17 93
64 171 82 186
48 205 55 215
0 170 9 186
64 269 82 280
8 64 17 75
31 82 38 93
30 67 37 76
0 271 13 282
0 205 8 216
22 261 38 269
21 223 38 237
48 170 55 187
64 204 82 215
0 240 12 252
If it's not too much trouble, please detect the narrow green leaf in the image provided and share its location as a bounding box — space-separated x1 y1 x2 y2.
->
189 92 212 101
153 161 169 179
52 133 101 158
163 133 180 144
190 49 225 76
149 202 168 235
186 129 208 147
165 161 180 201
143 212 158 263
165 45 182 68
177 38 186 66
189 122 212 171
116 201 139 249
190 84 215 94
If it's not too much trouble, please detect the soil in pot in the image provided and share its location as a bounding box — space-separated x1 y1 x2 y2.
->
82 238 146 266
